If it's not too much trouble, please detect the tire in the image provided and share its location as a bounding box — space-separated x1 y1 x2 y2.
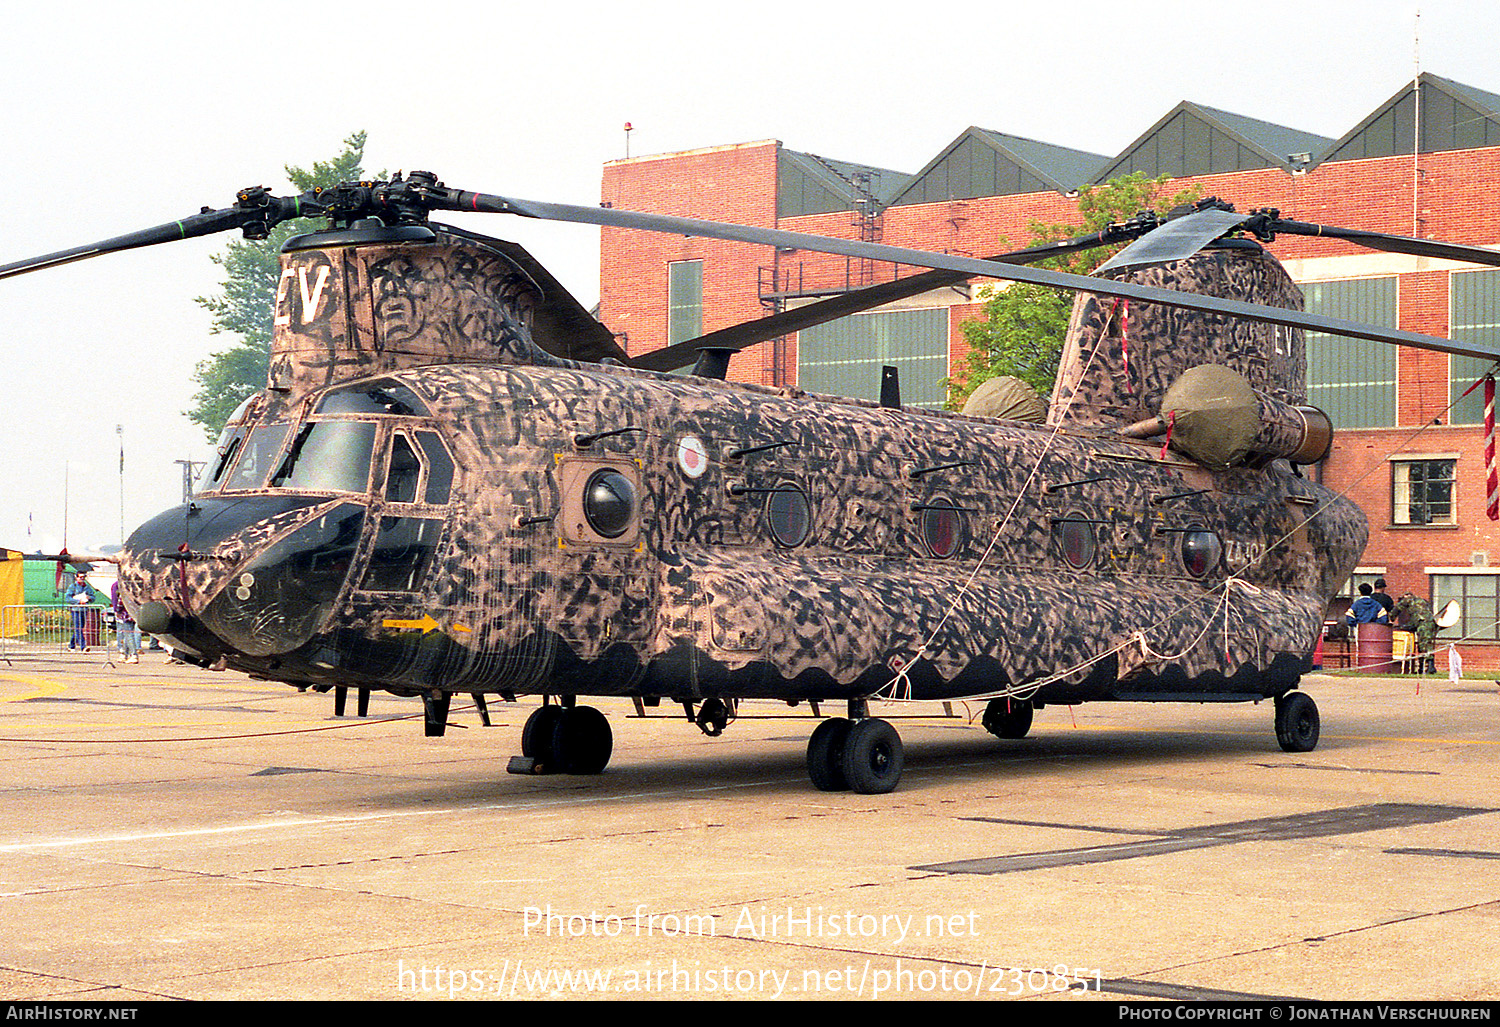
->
840 718 903 794
521 705 564 766
806 718 852 791
1275 692 1320 753
981 698 1033 739
551 705 614 775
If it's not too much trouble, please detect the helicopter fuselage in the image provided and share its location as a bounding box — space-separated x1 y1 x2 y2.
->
120 358 1364 709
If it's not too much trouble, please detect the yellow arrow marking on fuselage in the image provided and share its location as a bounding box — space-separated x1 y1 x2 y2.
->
379 616 472 636
382 615 440 634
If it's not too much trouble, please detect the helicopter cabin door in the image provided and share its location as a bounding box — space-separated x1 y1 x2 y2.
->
341 423 464 686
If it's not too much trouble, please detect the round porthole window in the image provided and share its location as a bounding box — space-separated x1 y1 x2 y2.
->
766 487 811 547
1059 519 1096 569
583 469 636 539
922 501 963 558
1181 529 1223 578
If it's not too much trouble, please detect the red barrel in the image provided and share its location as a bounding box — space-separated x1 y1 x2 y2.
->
1355 622 1394 671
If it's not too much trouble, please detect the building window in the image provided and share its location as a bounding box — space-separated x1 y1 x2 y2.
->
1449 269 1500 424
667 260 703 347
1392 458 1455 525
797 308 948 408
1337 572 1385 602
1431 573 1498 640
1304 278 1397 429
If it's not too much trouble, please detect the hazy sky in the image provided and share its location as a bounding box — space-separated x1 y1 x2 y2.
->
2 0 1494 553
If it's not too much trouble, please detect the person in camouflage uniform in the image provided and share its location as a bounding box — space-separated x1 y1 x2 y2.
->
1393 593 1437 674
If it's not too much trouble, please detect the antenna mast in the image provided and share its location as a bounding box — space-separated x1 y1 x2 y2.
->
1413 7 1422 237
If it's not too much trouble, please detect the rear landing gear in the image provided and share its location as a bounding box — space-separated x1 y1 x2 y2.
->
1274 691 1319 753
805 710 903 794
807 718 851 791
519 702 614 774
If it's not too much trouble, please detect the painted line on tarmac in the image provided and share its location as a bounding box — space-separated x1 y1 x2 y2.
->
1044 722 1500 746
0 675 65 703
0 775 792 856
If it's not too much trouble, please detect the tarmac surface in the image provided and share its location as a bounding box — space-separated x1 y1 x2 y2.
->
0 649 1497 1002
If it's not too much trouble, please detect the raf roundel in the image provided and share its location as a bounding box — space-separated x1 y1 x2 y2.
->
676 435 708 479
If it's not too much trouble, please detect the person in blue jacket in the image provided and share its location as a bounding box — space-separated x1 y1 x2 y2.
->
63 572 99 650
1346 582 1389 625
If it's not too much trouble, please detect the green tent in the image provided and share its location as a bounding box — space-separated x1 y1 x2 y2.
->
21 558 105 605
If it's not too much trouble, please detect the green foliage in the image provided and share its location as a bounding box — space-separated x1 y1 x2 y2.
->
187 132 369 439
947 173 1203 410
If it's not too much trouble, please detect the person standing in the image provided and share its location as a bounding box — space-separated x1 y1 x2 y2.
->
1372 578 1395 617
1393 593 1438 674
1346 583 1389 625
64 572 99 650
111 580 139 663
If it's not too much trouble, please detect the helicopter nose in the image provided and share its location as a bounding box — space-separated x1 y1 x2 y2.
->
121 497 364 658
197 503 366 657
126 495 331 562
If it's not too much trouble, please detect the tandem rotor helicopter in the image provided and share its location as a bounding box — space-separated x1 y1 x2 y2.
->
6 171 1500 793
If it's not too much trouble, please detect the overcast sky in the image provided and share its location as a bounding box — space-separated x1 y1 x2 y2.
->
2 0 1494 554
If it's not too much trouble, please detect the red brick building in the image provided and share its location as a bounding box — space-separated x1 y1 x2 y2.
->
597 74 1500 663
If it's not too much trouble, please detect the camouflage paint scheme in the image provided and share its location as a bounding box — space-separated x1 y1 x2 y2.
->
119 227 1366 709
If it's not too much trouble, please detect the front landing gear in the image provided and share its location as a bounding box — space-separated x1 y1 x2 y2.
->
981 697 1033 739
1274 691 1319 753
518 702 614 774
805 706 904 794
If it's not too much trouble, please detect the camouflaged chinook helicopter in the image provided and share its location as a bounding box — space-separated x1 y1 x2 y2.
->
7 173 1500 794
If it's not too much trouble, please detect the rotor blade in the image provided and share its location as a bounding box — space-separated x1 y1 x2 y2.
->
1095 209 1253 275
632 229 1145 373
447 191 1496 362
0 205 273 282
1267 220 1500 267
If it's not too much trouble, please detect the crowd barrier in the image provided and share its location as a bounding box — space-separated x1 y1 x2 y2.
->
0 604 122 663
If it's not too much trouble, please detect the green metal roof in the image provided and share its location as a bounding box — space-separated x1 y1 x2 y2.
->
777 148 913 218
887 127 1108 206
1091 101 1333 182
1317 73 1500 166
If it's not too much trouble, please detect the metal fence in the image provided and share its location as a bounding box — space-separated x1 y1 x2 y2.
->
1 605 120 663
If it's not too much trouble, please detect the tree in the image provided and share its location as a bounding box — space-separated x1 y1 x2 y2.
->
947 173 1202 410
186 132 370 438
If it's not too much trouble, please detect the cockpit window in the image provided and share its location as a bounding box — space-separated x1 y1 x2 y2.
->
223 423 292 491
315 379 429 417
270 421 377 493
199 434 243 493
195 393 262 494
386 433 421 504
417 431 454 505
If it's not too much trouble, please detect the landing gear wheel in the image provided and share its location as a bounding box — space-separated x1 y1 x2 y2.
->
840 718 903 794
696 697 732 736
806 717 852 792
1275 691 1320 753
982 698 1033 739
521 705 564 768
550 705 614 774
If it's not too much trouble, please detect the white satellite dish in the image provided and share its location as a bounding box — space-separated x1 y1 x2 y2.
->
1435 600 1462 629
